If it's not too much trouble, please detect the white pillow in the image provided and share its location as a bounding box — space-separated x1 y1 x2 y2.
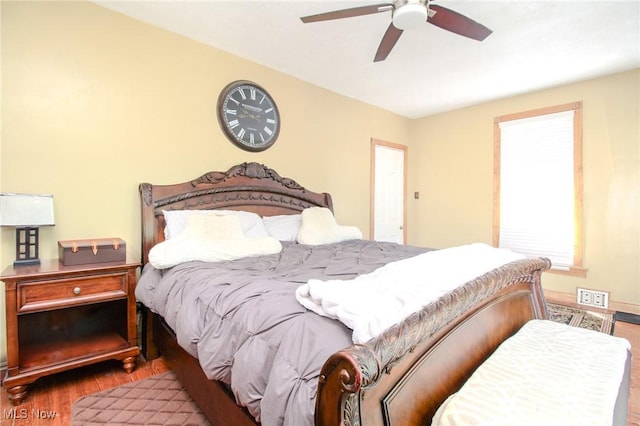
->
149 214 282 269
263 214 302 241
163 209 270 239
178 213 243 239
296 207 362 245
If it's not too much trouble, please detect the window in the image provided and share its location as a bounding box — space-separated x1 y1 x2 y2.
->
493 102 585 276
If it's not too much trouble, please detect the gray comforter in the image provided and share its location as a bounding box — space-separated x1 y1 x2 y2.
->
135 239 429 426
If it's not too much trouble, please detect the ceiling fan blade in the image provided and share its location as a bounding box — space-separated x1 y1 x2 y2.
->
301 3 392 23
427 5 492 41
374 23 403 62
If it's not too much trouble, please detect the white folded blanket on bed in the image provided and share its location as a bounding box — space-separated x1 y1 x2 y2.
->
295 243 525 343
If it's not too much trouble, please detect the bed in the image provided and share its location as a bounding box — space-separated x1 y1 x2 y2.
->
137 162 551 426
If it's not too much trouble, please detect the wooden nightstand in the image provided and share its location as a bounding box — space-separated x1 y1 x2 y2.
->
1 259 140 405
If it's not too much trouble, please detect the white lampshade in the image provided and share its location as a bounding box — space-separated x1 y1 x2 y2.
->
0 193 55 227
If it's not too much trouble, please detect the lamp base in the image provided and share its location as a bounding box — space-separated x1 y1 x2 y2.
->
13 258 41 267
14 227 41 267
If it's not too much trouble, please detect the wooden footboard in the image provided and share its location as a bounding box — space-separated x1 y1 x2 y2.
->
315 257 551 426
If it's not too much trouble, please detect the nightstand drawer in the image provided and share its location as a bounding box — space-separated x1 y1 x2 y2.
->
17 274 127 313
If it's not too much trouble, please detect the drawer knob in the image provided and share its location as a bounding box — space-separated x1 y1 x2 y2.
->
73 287 81 295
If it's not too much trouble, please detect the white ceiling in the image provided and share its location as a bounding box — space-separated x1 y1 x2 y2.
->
94 0 640 119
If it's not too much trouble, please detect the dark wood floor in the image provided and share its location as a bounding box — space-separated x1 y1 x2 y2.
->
0 357 171 425
1 320 638 425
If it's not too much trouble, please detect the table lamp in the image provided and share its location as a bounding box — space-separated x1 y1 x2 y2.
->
0 193 55 266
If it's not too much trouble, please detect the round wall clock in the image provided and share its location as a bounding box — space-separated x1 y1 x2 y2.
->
217 80 281 152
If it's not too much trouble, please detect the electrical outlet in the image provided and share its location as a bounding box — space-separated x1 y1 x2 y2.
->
577 288 609 309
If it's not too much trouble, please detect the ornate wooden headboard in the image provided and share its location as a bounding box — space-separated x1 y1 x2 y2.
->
139 162 333 264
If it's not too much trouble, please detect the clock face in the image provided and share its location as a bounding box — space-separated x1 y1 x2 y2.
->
217 81 280 152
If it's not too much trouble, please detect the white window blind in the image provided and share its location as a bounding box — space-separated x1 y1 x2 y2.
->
498 110 575 270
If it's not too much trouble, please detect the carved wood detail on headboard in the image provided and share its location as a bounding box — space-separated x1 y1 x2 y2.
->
192 162 305 191
139 162 333 264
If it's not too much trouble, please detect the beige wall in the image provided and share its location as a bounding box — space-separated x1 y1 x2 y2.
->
0 1 410 363
408 69 639 308
1 1 638 365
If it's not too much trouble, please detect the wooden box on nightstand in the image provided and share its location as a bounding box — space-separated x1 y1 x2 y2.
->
1 259 140 405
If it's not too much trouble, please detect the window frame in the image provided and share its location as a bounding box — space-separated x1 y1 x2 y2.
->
493 101 586 277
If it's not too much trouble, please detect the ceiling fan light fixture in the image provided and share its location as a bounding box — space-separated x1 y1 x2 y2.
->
392 2 428 30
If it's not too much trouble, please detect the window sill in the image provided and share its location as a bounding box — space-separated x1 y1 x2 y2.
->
546 265 588 278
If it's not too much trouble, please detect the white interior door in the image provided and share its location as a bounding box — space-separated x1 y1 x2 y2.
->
372 140 406 243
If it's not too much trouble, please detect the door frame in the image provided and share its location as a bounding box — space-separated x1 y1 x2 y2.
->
370 138 408 243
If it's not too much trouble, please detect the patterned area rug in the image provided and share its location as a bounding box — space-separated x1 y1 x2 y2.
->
71 370 210 425
547 303 615 335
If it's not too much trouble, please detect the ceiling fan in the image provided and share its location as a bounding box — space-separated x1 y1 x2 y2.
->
300 0 492 62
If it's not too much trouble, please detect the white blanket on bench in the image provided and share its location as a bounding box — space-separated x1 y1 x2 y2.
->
432 319 631 426
295 243 525 343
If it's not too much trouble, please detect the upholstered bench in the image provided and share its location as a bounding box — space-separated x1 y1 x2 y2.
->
432 319 632 426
